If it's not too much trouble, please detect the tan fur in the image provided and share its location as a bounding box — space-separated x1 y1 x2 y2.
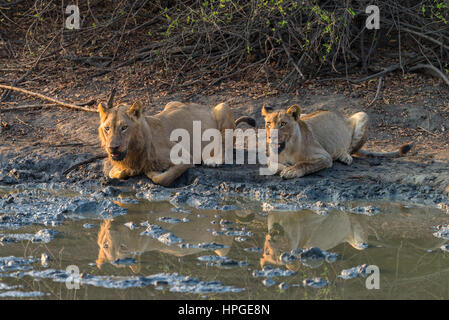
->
262 105 410 179
260 211 368 270
96 209 233 272
99 100 250 186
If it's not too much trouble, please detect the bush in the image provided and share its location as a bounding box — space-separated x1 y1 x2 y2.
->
1 0 448 91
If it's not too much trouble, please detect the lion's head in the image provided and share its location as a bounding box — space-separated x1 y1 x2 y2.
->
261 104 301 153
98 100 145 162
96 219 141 273
260 231 301 272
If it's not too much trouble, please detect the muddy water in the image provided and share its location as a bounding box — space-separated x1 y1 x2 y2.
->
1 188 449 300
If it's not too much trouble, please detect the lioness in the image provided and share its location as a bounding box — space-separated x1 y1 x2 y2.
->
98 100 255 186
262 105 412 179
261 211 368 270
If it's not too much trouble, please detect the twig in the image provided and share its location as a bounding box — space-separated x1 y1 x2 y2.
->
48 143 84 148
107 87 117 108
417 126 437 136
400 27 449 52
349 57 424 84
62 154 107 176
0 84 97 112
351 63 402 84
280 37 304 79
77 99 97 107
367 76 383 107
15 116 32 127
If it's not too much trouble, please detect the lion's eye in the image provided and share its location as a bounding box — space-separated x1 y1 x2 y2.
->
121 125 128 132
104 126 110 132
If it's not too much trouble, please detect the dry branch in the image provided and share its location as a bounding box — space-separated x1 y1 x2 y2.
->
407 64 449 87
0 103 58 112
0 84 97 113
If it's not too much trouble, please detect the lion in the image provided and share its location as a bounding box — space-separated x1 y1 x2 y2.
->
260 211 368 271
98 100 255 186
262 105 413 179
96 206 232 272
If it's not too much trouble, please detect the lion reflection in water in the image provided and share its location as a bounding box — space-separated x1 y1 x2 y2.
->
261 211 369 270
96 216 233 273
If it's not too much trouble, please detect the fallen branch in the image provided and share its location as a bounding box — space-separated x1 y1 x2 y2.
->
350 63 402 84
407 64 449 87
0 104 58 112
0 84 97 113
63 154 107 176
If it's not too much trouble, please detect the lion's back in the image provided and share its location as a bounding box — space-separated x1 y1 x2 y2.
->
153 102 218 148
302 110 353 158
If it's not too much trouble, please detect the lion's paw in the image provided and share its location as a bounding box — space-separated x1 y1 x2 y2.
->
338 153 353 165
280 166 303 179
109 167 125 179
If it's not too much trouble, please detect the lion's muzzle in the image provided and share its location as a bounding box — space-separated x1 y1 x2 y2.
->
108 147 127 161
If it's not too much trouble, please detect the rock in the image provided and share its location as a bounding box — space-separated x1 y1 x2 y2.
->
41 253 50 266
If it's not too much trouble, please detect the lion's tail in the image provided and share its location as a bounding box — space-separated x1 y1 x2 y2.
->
354 143 414 158
235 116 256 127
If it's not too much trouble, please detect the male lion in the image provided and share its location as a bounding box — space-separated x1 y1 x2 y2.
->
262 105 412 179
98 100 255 186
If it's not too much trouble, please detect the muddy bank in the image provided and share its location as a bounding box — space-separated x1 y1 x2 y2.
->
1 156 448 212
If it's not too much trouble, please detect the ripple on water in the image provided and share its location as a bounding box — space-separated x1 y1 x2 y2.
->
0 229 58 244
139 223 183 245
16 269 244 293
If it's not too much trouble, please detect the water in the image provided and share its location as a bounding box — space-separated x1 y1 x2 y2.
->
1 189 449 299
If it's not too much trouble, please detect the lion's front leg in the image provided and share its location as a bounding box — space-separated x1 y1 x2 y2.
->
280 155 332 179
145 164 192 187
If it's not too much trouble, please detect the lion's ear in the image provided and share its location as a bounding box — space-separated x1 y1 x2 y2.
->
261 104 273 117
286 105 301 120
127 100 144 119
98 103 108 121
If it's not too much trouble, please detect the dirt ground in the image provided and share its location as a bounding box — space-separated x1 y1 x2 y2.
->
0 72 448 208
